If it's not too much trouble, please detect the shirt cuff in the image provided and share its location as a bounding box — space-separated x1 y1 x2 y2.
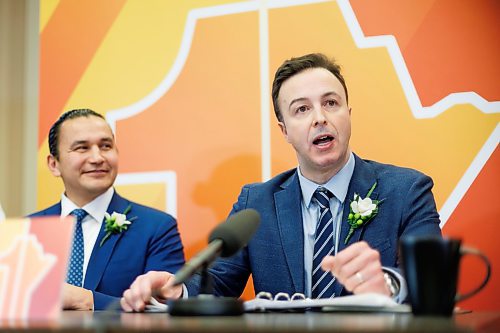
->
182 283 189 299
382 267 407 304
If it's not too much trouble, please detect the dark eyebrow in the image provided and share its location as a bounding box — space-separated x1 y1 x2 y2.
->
288 97 308 110
69 140 88 149
69 137 114 149
321 91 342 100
100 137 114 143
288 91 343 109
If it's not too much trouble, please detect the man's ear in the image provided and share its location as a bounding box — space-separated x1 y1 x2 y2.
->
349 107 352 115
47 154 61 177
278 121 290 142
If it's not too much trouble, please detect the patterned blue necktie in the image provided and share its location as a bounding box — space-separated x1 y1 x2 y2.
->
311 187 337 298
67 208 88 287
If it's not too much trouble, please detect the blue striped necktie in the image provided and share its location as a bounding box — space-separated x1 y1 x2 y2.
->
67 208 88 287
311 187 337 299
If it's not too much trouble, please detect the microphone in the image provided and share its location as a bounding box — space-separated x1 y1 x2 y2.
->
172 209 260 286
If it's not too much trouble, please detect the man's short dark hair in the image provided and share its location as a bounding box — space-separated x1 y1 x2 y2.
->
271 53 349 122
48 108 105 160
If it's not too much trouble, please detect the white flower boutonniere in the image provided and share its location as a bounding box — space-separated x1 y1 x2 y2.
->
100 205 137 247
344 182 383 244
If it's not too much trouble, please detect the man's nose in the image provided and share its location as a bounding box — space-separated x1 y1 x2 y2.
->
312 107 327 127
88 146 105 162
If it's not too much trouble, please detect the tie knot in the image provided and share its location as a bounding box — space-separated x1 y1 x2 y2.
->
70 209 88 223
313 187 332 208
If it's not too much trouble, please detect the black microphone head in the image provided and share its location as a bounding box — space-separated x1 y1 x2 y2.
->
208 209 261 257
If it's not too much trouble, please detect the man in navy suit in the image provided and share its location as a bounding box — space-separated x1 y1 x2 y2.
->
121 53 441 312
31 109 185 310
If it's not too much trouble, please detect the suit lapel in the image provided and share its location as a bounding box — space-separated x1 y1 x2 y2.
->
338 155 379 252
84 192 130 290
275 172 305 293
40 203 62 216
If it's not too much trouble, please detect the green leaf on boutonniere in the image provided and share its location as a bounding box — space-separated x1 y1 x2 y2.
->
99 204 137 247
344 182 383 244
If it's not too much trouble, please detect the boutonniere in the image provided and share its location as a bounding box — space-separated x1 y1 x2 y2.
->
100 205 137 247
344 182 383 244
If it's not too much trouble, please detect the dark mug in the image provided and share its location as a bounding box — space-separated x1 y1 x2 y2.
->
399 236 491 316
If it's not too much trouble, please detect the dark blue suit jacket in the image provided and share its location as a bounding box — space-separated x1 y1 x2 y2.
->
186 154 441 297
30 191 185 310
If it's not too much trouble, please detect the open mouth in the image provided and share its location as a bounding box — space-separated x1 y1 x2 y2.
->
313 135 334 146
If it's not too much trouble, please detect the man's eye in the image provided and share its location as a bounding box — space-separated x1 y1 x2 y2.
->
74 146 88 152
296 105 308 113
101 144 113 150
325 100 337 107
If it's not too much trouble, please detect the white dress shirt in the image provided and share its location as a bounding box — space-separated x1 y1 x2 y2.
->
60 187 114 283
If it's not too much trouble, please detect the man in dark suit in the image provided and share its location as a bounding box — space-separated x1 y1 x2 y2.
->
31 109 185 310
121 53 441 312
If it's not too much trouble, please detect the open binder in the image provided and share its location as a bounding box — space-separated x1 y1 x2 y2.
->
244 292 411 313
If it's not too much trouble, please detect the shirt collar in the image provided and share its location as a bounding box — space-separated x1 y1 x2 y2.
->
298 152 355 208
61 187 115 223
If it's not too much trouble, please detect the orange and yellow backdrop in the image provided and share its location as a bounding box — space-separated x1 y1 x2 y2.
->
37 0 499 309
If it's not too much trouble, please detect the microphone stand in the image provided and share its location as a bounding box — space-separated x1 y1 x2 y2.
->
199 263 213 295
169 263 244 316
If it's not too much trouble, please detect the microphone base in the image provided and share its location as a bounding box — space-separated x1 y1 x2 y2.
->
169 296 244 316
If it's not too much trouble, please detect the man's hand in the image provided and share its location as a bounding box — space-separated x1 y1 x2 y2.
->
62 283 94 310
121 271 182 312
321 241 391 296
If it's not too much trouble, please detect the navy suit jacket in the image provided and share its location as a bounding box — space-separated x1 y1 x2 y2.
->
30 191 185 310
186 154 441 297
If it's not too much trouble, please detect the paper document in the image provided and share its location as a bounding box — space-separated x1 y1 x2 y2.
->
144 297 168 312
